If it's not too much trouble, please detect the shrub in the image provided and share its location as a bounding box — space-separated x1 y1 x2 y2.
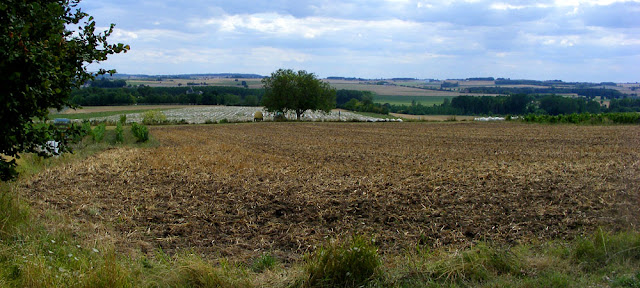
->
81 121 92 136
142 110 167 125
119 114 127 125
114 122 124 143
303 235 381 287
131 123 149 142
91 123 106 142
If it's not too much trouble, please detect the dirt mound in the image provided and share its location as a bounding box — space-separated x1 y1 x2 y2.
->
23 123 640 262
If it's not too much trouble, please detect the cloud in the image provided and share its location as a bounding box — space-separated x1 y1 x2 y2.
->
78 0 640 82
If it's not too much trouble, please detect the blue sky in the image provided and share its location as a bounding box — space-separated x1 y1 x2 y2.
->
79 0 640 82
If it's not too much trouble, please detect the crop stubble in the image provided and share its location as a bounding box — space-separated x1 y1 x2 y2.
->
23 123 640 262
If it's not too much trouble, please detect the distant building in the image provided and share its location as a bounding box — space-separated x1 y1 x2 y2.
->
186 87 203 95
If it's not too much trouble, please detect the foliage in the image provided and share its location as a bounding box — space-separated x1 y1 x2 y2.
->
336 90 389 114
262 69 336 120
81 121 92 136
141 110 167 125
91 124 106 142
131 123 149 142
89 78 127 88
466 86 624 99
384 93 612 116
302 235 381 287
0 0 128 180
114 122 124 143
523 112 640 124
119 114 127 125
70 85 264 106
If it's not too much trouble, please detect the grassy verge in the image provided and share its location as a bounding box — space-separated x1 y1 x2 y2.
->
50 108 179 120
1 129 639 287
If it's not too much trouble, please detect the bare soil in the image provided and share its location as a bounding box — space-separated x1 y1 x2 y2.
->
22 123 640 263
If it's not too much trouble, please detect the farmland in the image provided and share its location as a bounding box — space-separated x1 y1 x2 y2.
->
22 122 640 264
56 106 392 123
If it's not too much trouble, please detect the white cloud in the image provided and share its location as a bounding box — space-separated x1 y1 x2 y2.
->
79 0 640 82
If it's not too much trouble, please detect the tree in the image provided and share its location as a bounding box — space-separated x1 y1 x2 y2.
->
261 69 336 120
0 0 129 181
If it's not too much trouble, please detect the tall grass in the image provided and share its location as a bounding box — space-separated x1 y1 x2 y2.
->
300 235 382 287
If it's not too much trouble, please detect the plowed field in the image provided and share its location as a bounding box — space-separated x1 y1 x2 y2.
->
23 123 640 262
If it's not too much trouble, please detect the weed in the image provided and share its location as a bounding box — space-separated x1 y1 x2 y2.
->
573 229 640 272
119 114 127 125
302 235 381 287
251 253 277 273
0 186 28 240
612 272 640 288
114 122 124 143
426 243 522 284
164 255 252 288
131 123 149 142
91 123 106 142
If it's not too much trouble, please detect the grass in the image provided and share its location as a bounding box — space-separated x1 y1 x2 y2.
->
1 125 639 287
50 108 178 120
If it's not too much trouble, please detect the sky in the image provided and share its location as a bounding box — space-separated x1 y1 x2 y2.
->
78 0 640 82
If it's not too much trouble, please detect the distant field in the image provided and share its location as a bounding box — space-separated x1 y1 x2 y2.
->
374 95 454 106
325 80 472 97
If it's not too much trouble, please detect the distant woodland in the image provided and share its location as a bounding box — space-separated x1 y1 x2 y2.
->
70 79 640 116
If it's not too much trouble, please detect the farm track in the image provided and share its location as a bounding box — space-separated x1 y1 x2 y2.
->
23 123 640 262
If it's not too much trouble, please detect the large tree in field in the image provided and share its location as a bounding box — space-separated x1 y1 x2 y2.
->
0 0 129 181
261 69 336 120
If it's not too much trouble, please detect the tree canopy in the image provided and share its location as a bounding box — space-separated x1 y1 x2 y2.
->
0 0 128 180
261 69 336 120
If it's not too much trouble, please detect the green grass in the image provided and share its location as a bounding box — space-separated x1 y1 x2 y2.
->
374 95 454 106
49 108 177 120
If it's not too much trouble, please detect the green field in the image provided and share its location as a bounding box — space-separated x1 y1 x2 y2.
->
374 95 454 106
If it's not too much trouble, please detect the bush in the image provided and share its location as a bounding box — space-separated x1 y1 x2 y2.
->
142 110 167 125
303 235 381 287
131 123 149 142
114 122 124 143
119 114 127 125
91 123 106 142
81 121 92 136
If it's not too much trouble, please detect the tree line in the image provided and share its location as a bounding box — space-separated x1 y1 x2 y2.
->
387 94 606 116
465 86 625 99
70 85 264 106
